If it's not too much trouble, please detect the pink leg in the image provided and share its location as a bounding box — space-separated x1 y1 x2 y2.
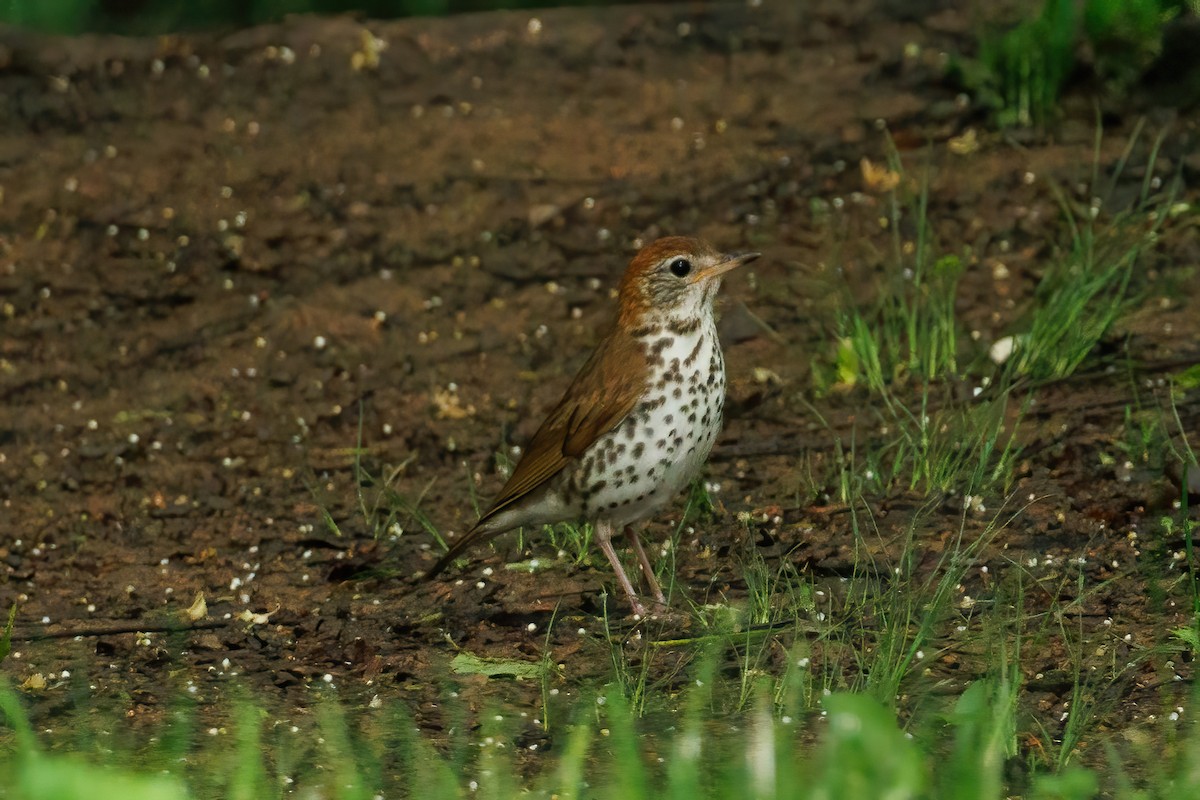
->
595 520 647 617
625 526 667 606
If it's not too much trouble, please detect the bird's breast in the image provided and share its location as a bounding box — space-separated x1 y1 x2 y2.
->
568 324 726 526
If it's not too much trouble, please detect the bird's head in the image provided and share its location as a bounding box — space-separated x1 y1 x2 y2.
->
617 236 759 324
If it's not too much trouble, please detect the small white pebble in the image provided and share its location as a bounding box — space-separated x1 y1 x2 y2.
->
989 336 1017 364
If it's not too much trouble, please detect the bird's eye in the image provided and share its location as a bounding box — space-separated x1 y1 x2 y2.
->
668 258 692 277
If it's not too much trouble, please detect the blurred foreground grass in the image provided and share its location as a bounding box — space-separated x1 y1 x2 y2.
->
7 670 1194 800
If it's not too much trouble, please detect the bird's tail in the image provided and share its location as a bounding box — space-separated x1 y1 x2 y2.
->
422 523 504 580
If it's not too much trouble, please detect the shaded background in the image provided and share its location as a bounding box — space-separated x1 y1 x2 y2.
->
2 0 663 34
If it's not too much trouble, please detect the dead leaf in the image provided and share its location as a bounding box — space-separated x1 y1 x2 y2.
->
182 592 207 622
948 128 979 155
238 605 280 626
860 158 901 193
431 388 476 420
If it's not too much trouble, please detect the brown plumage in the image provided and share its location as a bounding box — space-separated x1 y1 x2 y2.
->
425 236 759 616
430 325 651 566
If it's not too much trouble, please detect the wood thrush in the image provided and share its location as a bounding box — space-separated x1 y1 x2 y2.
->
426 236 759 616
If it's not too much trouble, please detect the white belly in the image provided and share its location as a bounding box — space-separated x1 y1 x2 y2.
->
570 322 725 528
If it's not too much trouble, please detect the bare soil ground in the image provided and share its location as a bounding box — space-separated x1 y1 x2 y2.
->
1 0 1199 766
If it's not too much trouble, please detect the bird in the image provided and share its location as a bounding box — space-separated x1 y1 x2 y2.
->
425 236 759 616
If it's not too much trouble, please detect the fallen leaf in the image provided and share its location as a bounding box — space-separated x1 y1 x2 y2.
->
948 128 979 155
182 592 207 622
450 652 545 679
860 158 901 193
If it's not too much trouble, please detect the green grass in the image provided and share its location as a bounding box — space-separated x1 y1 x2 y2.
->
809 127 1175 503
1002 126 1171 384
6 662 1200 799
951 0 1195 127
978 0 1078 129
812 149 1021 498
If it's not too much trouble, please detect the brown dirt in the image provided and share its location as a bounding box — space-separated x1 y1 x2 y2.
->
1 0 1199 768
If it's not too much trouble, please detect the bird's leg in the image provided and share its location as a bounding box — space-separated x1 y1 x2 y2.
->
595 520 647 617
625 526 666 607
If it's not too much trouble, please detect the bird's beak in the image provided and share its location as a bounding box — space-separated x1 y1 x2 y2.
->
689 251 761 284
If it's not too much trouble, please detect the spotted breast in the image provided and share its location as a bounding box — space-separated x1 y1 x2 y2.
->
566 314 724 527
424 237 758 616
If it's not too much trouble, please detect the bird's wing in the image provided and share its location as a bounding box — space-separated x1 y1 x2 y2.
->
481 325 650 521
422 327 649 580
